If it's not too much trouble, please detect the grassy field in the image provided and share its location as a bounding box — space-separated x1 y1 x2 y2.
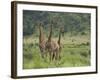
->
23 34 91 69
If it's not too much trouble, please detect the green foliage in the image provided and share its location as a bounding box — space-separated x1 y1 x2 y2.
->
23 10 91 36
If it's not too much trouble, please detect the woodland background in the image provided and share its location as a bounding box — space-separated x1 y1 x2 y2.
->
23 10 90 36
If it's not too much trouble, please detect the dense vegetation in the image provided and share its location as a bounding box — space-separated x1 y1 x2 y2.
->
23 10 91 69
23 10 90 36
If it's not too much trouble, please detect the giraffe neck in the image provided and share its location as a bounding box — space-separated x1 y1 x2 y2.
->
48 24 52 42
58 29 61 45
39 26 45 43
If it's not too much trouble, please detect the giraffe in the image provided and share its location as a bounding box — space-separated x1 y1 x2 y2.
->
57 27 62 60
45 22 60 61
38 23 47 58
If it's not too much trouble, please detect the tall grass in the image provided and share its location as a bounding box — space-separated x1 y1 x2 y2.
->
23 35 90 69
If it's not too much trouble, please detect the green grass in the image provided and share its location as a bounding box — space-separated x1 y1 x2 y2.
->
23 35 91 69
